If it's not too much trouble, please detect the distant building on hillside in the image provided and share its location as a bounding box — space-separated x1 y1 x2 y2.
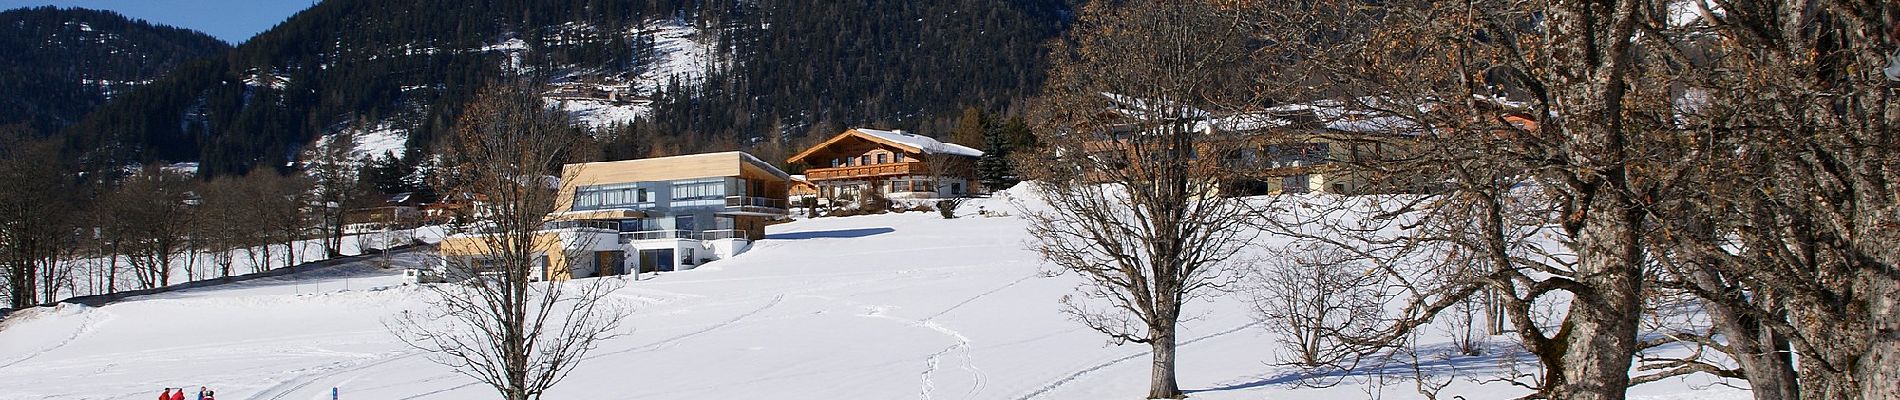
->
787 128 984 200
437 151 792 281
344 192 423 233
1078 96 1533 196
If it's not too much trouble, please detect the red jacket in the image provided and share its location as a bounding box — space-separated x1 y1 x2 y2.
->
169 390 184 400
159 390 171 400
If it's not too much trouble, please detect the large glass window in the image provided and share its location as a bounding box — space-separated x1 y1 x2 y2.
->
671 178 729 208
574 182 651 211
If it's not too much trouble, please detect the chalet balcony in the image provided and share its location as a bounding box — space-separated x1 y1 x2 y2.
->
804 162 928 181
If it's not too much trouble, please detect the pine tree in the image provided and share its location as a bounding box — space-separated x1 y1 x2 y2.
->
362 151 413 195
975 116 1019 191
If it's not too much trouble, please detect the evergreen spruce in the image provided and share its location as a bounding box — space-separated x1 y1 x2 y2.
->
976 115 1021 191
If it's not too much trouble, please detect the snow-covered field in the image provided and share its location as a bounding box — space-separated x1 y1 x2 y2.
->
0 195 1747 400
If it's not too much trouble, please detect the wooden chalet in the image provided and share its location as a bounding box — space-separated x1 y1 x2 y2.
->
787 128 984 199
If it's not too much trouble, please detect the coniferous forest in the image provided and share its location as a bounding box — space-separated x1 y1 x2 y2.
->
37 0 1069 177
0 7 229 137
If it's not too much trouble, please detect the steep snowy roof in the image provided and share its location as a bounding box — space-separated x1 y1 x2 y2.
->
852 128 984 157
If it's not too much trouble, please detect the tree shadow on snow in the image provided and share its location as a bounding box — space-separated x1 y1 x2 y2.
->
1187 341 1528 395
763 227 895 240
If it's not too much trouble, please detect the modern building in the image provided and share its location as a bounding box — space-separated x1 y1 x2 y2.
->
436 151 792 281
787 128 984 200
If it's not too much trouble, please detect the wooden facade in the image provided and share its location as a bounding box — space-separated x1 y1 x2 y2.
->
787 128 983 199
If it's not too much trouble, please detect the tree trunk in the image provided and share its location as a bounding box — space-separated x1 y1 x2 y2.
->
1552 205 1643 400
1857 271 1900 400
282 240 296 269
7 261 33 309
1737 335 1802 400
1719 304 1801 400
1148 328 1181 399
1701 280 1801 400
106 250 117 293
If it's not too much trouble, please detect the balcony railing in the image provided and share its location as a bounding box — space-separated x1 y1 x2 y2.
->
543 220 620 231
725 196 788 211
699 229 749 241
805 162 927 180
619 229 752 243
621 229 693 242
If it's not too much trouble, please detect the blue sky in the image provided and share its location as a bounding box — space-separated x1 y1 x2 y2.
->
0 0 314 43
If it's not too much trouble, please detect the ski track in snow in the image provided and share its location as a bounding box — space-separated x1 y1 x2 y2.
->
252 350 426 400
584 294 785 360
1011 321 1264 400
856 280 1002 400
0 308 112 370
392 292 797 398
394 380 481 400
916 320 984 400
922 272 1037 321
912 272 1038 399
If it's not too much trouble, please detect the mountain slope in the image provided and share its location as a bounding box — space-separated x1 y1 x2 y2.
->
57 0 1068 177
0 7 229 135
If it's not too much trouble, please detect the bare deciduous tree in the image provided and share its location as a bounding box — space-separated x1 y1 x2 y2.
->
0 129 78 307
1021 1 1262 397
306 123 365 258
1638 2 1900 398
390 81 627 400
102 166 197 290
1243 1 1898 399
1248 244 1382 387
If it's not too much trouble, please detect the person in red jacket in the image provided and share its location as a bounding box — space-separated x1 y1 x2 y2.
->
168 388 185 400
159 388 172 400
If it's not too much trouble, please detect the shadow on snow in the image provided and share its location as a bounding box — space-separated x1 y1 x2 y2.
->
763 227 896 240
1187 341 1528 395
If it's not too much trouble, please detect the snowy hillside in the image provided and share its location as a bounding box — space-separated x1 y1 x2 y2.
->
349 19 722 147
556 20 719 128
0 194 1747 400
313 121 411 160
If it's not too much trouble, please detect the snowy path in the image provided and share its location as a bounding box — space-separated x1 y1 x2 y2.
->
0 198 1750 400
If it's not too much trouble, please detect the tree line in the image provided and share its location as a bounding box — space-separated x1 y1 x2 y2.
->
0 121 404 310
